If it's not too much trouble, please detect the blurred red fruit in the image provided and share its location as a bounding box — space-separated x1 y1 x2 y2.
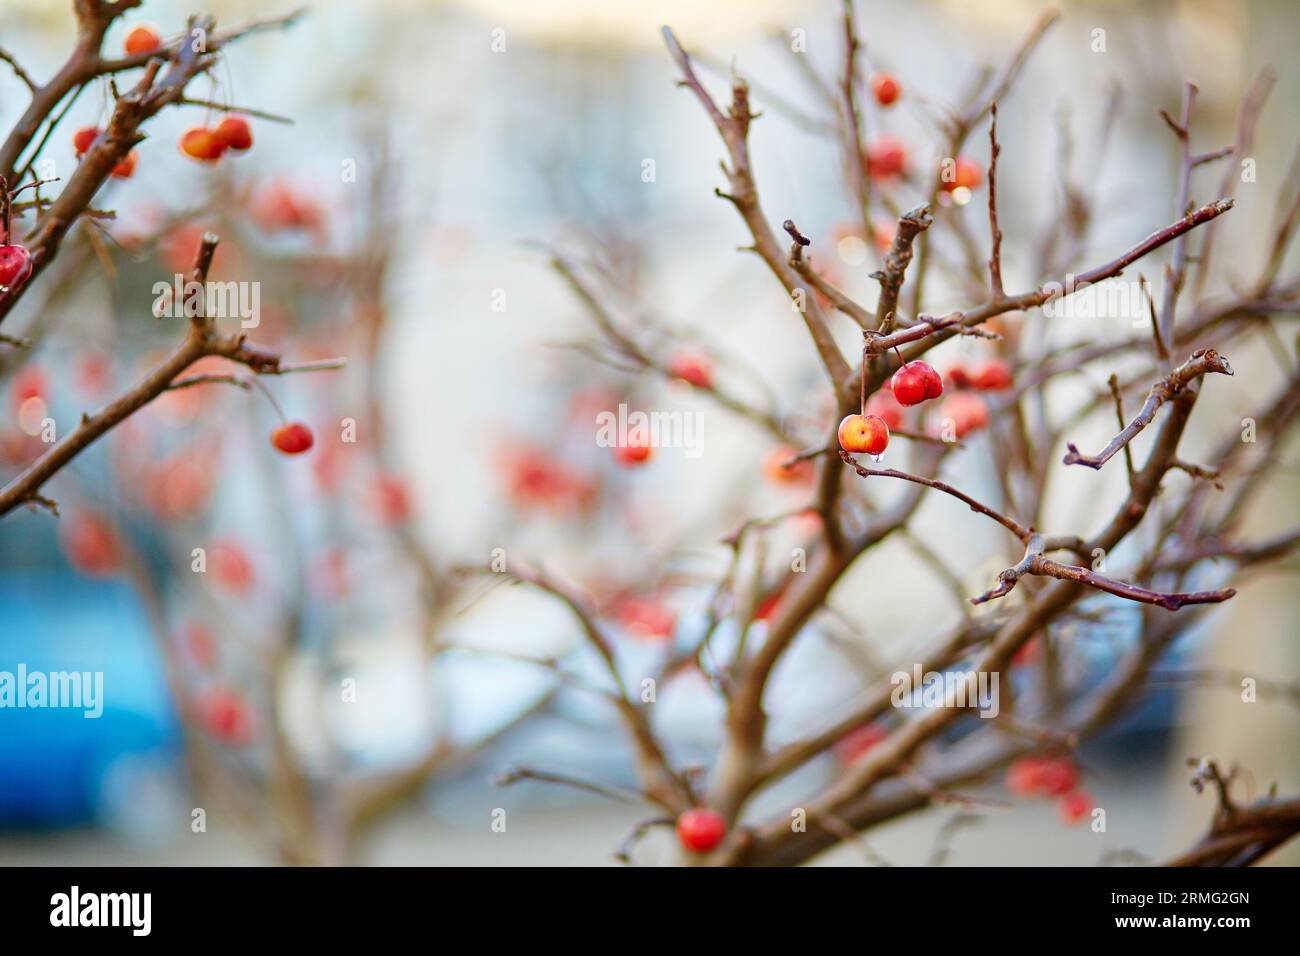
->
763 445 814 486
197 688 252 746
110 150 137 179
872 219 897 254
9 364 47 409
251 180 325 235
75 353 110 396
940 392 990 438
941 155 983 192
63 513 121 577
72 126 100 156
501 449 597 514
181 621 217 669
669 351 712 389
213 115 253 152
864 389 905 431
870 72 901 106
614 437 653 466
1059 789 1094 825
676 808 727 853
271 421 314 455
945 363 972 389
210 542 254 594
835 723 888 766
970 358 1014 391
865 135 907 178
891 361 944 406
373 474 412 524
613 596 676 640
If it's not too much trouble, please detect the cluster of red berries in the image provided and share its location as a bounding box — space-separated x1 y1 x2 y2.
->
1006 755 1095 825
180 116 254 164
839 359 944 456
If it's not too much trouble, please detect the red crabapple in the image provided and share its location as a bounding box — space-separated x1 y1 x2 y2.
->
179 127 226 163
214 115 253 152
939 392 990 438
838 414 890 455
864 389 905 431
271 421 314 455
890 361 944 406
1059 789 1094 825
63 513 121 577
941 156 983 192
0 242 34 296
110 150 138 179
676 808 727 853
669 351 712 389
124 24 162 57
970 358 1014 391
865 135 907 179
72 126 100 156
870 72 900 106
197 688 252 746
763 445 815 486
615 437 653 466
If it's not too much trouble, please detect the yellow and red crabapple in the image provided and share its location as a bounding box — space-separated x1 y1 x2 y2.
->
676 808 727 853
180 127 226 163
890 360 944 407
838 413 890 456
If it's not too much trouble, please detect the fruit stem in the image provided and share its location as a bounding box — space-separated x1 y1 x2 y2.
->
244 373 287 424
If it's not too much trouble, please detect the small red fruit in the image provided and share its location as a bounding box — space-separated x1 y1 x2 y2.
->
63 513 121 577
614 437 653 466
214 115 253 152
865 135 908 179
613 596 677 640
110 150 138 179
870 72 901 106
864 389 905 431
1059 789 1094 825
72 126 100 156
0 243 34 294
373 473 412 524
945 363 972 389
271 421 314 455
676 808 727 853
941 155 983 192
838 413 890 456
179 127 226 163
763 445 815 486
124 25 162 57
1037 756 1081 796
668 351 712 389
9 365 46 409
890 361 944 407
210 542 255 595
969 358 1014 391
197 688 252 746
835 723 888 766
940 392 990 439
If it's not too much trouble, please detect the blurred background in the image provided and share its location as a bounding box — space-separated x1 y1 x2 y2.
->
0 0 1296 865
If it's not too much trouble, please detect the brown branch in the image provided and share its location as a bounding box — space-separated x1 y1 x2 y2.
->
661 26 852 398
1062 348 1234 470
986 104 1004 298
873 204 932 333
838 448 1034 542
1166 759 1300 866
0 233 325 518
971 535 1237 611
1155 82 1198 369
